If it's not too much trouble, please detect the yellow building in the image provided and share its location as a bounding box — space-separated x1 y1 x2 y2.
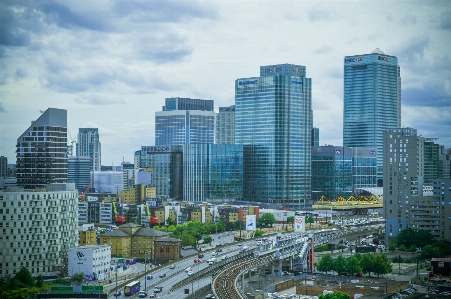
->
120 184 157 205
101 223 170 260
79 229 97 246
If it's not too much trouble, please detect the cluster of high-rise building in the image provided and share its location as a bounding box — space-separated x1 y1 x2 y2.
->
1 48 451 278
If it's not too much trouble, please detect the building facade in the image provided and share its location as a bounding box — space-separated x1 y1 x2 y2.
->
235 64 312 205
352 147 378 191
0 156 7 178
311 146 353 202
424 139 440 185
311 127 319 147
76 128 101 172
68 245 111 280
0 183 78 277
183 144 243 202
383 128 424 242
92 171 123 195
135 145 183 199
216 105 235 144
343 48 401 186
68 156 91 192
16 108 68 189
155 97 215 146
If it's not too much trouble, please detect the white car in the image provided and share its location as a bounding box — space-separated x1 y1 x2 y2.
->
187 271 193 276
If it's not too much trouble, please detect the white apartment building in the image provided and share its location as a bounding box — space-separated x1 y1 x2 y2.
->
68 245 111 280
0 183 78 277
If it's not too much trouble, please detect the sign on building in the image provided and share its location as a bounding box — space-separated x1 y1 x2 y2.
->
246 215 256 231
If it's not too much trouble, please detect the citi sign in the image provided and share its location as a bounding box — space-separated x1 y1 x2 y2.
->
344 57 362 63
238 80 258 86
378 56 390 62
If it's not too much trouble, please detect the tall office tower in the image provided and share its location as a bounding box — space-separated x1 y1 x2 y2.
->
383 128 424 241
423 139 440 185
122 162 135 191
0 183 78 277
155 97 215 145
311 146 353 203
311 127 319 147
216 105 235 144
343 48 401 186
16 108 68 189
352 147 377 191
0 156 7 178
235 64 312 206
68 156 91 192
135 145 183 199
183 144 243 202
76 128 101 171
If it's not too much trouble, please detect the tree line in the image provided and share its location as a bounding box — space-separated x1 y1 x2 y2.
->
316 252 392 277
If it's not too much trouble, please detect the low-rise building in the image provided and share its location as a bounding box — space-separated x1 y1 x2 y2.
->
68 245 111 280
154 238 182 264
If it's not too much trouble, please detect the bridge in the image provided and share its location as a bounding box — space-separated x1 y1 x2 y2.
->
211 225 384 299
312 195 383 210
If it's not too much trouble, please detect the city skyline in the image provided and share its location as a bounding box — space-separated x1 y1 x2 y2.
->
1 1 450 165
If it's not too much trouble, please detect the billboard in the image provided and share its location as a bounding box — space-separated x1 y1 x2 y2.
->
294 216 305 233
246 215 256 231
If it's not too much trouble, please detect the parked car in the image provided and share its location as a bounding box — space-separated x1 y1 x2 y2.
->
159 273 166 278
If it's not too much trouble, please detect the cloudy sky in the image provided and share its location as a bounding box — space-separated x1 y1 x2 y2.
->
1 0 450 165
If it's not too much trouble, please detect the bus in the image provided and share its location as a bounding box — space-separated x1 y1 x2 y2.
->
124 280 140 296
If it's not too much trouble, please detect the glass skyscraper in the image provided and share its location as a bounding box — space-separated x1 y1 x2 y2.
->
235 64 312 206
343 48 401 186
183 144 243 202
76 128 101 172
155 97 215 145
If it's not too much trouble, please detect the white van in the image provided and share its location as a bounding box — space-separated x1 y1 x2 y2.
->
185 266 192 272
207 258 216 265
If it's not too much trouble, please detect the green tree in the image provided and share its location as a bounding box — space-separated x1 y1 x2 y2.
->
14 267 33 287
396 228 417 248
203 235 213 245
70 273 84 285
388 242 397 252
409 244 417 252
306 216 315 228
333 254 347 275
415 230 434 248
286 216 294 229
181 234 195 247
259 213 276 227
433 241 451 256
360 253 374 277
316 253 334 274
372 254 392 277
318 291 351 299
35 274 44 288
216 221 226 232
346 256 362 275
166 216 176 226
399 244 406 251
392 256 403 263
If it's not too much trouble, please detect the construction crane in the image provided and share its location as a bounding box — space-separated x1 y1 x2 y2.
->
68 130 76 157
146 203 159 227
113 202 126 225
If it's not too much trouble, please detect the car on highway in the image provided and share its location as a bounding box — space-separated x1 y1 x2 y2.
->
194 258 201 263
147 274 153 280
198 253 204 258
149 293 157 298
216 248 222 252
153 286 163 293
185 266 192 272
205 294 216 299
282 271 291 276
169 264 175 269
138 291 147 298
113 291 121 297
187 271 193 276
159 273 166 278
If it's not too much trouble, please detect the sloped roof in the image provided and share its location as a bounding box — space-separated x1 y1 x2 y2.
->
133 227 170 237
154 237 181 243
119 223 141 228
371 48 385 55
102 229 131 237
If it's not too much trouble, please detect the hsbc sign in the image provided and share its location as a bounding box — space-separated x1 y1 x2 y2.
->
344 57 362 63
378 55 390 62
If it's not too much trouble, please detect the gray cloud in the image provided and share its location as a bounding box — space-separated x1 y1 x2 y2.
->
73 95 125 105
0 102 6 113
308 8 331 22
314 45 332 54
403 85 451 108
0 3 31 46
438 10 451 30
39 2 111 32
14 68 27 80
397 35 429 63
